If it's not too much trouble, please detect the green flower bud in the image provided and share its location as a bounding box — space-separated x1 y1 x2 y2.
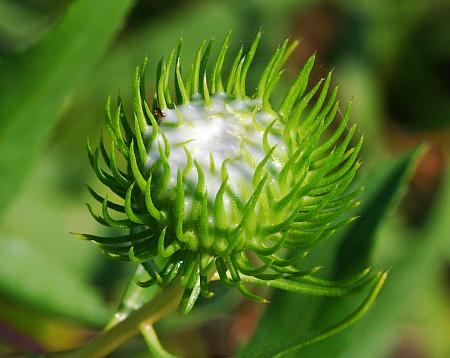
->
78 31 367 312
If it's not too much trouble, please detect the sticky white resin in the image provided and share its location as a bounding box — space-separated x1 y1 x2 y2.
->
145 94 283 201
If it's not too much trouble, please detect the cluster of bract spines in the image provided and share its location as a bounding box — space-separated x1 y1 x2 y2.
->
80 31 363 311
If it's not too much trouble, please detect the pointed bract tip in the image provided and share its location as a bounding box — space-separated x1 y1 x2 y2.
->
70 232 87 241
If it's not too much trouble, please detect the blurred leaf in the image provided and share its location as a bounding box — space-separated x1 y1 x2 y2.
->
246 273 387 358
238 146 426 357
335 59 385 159
0 235 110 326
0 155 102 277
0 299 97 352
0 0 135 217
333 145 427 278
0 0 51 52
405 271 450 357
300 159 450 358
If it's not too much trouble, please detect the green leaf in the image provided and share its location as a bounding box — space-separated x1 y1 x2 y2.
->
0 1 51 51
239 146 426 357
333 144 428 278
0 0 135 217
247 272 387 358
0 236 110 326
299 150 449 358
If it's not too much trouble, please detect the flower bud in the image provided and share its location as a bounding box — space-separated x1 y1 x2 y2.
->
79 32 363 310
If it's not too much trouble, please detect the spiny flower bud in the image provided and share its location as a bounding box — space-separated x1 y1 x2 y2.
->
78 31 371 313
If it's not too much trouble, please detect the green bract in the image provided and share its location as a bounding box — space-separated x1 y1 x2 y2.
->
79 32 375 313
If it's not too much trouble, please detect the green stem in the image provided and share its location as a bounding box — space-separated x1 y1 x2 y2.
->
105 265 159 329
141 323 178 358
50 281 184 358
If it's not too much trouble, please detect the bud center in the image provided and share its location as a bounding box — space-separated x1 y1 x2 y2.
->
145 94 281 199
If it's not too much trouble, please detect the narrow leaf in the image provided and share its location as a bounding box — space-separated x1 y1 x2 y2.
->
0 0 135 217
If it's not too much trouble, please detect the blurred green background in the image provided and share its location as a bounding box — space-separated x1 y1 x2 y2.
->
0 0 448 357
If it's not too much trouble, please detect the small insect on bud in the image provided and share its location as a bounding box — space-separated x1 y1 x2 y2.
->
153 107 165 122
